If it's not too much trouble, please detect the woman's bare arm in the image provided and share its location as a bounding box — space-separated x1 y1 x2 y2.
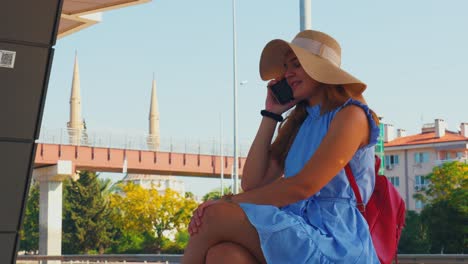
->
241 117 283 192
232 105 370 206
241 79 301 192
257 157 284 187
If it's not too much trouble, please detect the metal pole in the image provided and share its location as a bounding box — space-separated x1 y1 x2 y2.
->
220 114 224 195
231 166 235 194
232 0 239 194
300 0 312 31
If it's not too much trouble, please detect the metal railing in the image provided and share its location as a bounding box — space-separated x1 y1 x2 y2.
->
434 157 468 166
16 254 468 264
37 128 252 157
16 254 180 264
398 254 467 263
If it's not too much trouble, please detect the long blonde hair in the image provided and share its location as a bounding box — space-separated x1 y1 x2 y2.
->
270 84 379 168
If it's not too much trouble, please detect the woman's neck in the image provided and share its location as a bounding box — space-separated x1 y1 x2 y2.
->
307 93 324 107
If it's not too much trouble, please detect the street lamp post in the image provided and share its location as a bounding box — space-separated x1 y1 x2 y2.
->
239 80 248 191
220 114 224 195
300 0 312 30
232 0 239 194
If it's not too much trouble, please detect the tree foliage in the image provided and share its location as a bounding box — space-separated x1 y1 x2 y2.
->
62 171 116 254
202 186 233 202
19 173 198 254
415 161 468 212
160 230 190 254
401 161 468 254
421 200 467 253
398 211 430 253
110 183 198 252
19 181 40 253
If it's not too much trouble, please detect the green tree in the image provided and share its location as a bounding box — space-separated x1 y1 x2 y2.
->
420 200 467 253
415 161 467 212
110 230 147 254
185 191 195 199
411 161 468 253
19 181 40 253
161 230 190 254
202 186 233 202
110 183 198 252
63 171 116 254
398 211 430 253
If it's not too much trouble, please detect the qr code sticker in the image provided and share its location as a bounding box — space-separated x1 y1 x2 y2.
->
0 50 16 68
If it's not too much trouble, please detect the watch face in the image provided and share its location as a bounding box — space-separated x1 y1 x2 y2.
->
270 79 294 105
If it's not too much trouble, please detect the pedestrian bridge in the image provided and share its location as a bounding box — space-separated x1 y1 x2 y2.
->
35 143 246 178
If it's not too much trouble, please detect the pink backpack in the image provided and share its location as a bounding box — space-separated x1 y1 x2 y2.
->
345 155 406 264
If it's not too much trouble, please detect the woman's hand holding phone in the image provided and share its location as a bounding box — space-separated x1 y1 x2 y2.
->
266 79 300 115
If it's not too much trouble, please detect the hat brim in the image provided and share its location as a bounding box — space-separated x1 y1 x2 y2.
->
259 39 367 101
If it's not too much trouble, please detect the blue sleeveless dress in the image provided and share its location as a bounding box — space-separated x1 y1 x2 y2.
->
239 98 381 264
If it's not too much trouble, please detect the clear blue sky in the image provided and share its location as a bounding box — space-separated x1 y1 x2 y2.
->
41 0 468 197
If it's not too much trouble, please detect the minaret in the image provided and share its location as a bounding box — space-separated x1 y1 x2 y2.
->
147 74 160 151
122 75 185 195
67 52 85 145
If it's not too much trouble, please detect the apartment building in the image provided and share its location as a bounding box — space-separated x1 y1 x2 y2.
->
121 174 186 196
383 119 468 211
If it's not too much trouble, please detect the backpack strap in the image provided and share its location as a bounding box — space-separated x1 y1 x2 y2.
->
344 164 366 216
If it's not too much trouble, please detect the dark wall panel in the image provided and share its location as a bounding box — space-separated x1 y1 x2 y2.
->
0 42 54 140
0 0 62 45
0 0 63 263
0 142 35 231
0 234 16 264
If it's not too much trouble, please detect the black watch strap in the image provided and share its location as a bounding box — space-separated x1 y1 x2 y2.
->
261 110 284 122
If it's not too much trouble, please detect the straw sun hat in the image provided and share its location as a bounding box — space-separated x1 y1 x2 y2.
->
259 30 366 103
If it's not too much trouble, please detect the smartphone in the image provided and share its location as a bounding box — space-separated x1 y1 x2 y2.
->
270 79 294 105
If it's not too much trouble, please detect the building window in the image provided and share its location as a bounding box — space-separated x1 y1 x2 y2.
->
415 175 429 191
444 152 451 160
456 152 464 158
414 152 430 163
385 155 399 166
389 176 400 187
415 199 424 209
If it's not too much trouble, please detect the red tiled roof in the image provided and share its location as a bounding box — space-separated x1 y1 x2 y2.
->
385 130 468 147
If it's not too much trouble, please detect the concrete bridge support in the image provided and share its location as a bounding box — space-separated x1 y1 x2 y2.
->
33 161 75 264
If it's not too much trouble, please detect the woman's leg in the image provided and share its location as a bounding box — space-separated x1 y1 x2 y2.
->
205 242 259 264
181 202 267 264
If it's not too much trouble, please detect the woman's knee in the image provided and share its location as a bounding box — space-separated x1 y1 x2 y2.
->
202 202 237 226
206 242 258 264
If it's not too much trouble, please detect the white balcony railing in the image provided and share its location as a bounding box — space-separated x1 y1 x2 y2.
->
434 157 468 166
414 184 428 192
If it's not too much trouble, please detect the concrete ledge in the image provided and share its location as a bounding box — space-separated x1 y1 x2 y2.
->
15 254 468 264
33 160 73 182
